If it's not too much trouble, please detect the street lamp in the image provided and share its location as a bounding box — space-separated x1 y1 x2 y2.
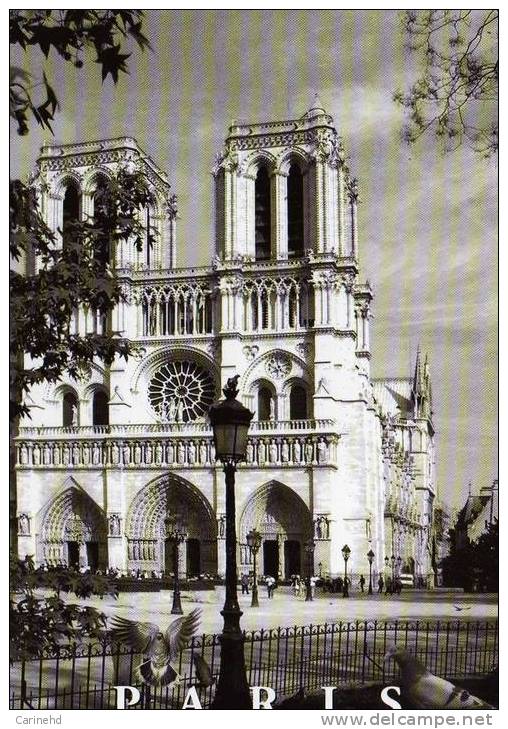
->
342 544 351 598
390 554 395 583
367 549 375 595
165 513 188 615
396 556 402 576
304 539 315 601
209 375 254 710
246 528 262 608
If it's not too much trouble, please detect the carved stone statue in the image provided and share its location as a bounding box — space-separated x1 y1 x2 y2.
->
176 399 184 422
155 442 163 465
269 398 275 421
177 441 185 465
92 442 101 465
82 443 90 465
72 442 80 465
145 442 153 465
293 439 302 464
32 445 41 465
305 440 314 464
167 398 177 421
71 404 78 427
18 513 30 536
109 514 121 537
111 442 120 465
62 444 70 466
269 439 278 463
167 442 174 464
199 441 207 464
317 438 328 464
246 440 254 464
122 442 130 465
188 441 196 465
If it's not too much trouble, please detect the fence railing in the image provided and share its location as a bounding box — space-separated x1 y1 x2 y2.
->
9 619 498 710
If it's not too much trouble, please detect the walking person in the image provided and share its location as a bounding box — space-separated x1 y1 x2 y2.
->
266 575 275 599
377 575 384 593
359 574 365 593
241 572 249 595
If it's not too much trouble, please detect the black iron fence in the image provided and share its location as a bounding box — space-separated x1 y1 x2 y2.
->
10 619 498 710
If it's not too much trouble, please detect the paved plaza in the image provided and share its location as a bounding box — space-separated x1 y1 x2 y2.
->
65 587 498 634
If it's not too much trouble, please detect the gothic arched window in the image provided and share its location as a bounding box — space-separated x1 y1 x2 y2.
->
63 391 78 427
290 384 307 420
258 387 273 421
93 390 109 426
287 163 304 257
62 184 80 248
255 166 271 260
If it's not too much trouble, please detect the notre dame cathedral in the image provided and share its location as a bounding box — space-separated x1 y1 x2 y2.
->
15 99 436 584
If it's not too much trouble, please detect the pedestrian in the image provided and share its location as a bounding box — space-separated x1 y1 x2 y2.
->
336 576 343 594
266 575 275 599
310 575 317 599
359 574 365 593
293 575 301 598
385 576 393 595
241 573 249 595
377 575 384 593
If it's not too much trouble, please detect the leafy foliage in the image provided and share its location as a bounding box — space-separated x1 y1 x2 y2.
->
394 10 498 156
440 519 498 591
10 554 117 661
10 9 150 134
10 170 156 420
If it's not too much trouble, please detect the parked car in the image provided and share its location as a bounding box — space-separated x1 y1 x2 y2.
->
399 573 414 587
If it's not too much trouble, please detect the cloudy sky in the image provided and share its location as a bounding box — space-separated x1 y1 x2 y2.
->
11 9 498 511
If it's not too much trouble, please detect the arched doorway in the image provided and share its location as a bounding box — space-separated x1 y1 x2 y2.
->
37 483 107 569
239 481 313 580
125 476 217 575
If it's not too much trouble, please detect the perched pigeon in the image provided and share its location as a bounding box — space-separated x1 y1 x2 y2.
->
109 608 201 687
385 645 494 710
193 654 215 688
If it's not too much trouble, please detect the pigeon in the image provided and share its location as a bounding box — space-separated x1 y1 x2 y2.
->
192 654 215 688
109 608 201 687
453 605 472 612
385 645 494 710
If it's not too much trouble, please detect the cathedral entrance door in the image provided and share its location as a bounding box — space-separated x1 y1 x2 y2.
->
67 541 80 568
263 540 279 578
284 540 301 579
86 542 99 571
186 539 200 577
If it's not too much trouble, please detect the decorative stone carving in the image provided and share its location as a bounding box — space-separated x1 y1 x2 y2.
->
243 345 259 361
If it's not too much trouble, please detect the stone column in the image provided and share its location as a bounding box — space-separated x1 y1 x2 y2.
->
337 165 346 256
315 161 325 253
272 171 288 260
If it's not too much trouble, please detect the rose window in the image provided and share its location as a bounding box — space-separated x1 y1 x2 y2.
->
148 361 215 422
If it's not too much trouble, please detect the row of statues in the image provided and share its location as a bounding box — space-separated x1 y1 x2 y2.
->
18 436 333 467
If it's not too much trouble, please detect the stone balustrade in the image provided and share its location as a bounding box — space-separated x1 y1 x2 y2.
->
15 432 339 469
17 418 335 439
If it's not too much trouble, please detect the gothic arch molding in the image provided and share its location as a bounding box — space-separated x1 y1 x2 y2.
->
240 348 310 394
81 167 114 195
245 150 277 177
125 474 217 573
239 480 313 539
51 171 82 199
36 479 107 566
277 148 312 175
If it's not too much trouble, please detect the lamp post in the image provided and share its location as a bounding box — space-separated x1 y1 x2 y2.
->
390 554 395 583
318 561 323 578
165 513 188 615
367 549 375 595
342 544 351 598
209 375 254 710
246 528 262 608
304 539 315 601
396 556 402 576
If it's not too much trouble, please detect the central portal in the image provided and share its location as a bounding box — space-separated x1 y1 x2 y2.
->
284 540 301 578
263 540 279 578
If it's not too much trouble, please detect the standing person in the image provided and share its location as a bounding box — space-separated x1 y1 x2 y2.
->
359 574 366 593
378 575 384 593
266 575 275 599
241 573 249 595
310 575 317 599
385 576 393 595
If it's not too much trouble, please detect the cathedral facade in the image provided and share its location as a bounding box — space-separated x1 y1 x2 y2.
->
15 101 436 584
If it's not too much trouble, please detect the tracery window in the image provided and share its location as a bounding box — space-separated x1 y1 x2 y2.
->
148 361 215 422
